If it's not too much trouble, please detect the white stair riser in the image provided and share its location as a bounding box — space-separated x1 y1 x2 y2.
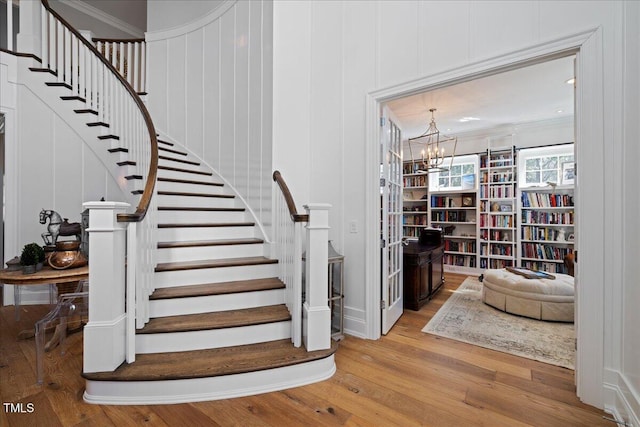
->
157 181 226 194
83 356 336 405
157 195 239 209
157 226 256 241
135 321 291 353
156 243 265 263
154 263 279 288
158 159 209 171
157 210 248 224
149 289 285 317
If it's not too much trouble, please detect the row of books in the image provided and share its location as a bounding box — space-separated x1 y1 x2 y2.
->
521 243 573 260
403 216 428 226
403 176 426 187
480 258 515 269
480 184 516 199
521 225 569 242
521 210 574 225
444 254 477 267
519 260 570 274
480 154 514 169
444 240 476 253
480 243 514 256
481 229 513 242
430 195 474 208
480 214 514 228
521 192 574 208
431 211 473 223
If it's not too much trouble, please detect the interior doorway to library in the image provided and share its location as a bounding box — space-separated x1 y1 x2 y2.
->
379 55 576 336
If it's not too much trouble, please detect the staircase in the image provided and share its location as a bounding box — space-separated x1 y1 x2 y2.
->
7 0 336 404
80 138 336 404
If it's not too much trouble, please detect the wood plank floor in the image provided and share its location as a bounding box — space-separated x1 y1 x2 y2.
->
0 273 611 426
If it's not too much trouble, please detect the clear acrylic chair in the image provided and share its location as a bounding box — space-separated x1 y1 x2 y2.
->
35 280 88 385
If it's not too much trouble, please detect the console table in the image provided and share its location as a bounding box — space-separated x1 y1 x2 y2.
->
0 265 89 321
403 242 444 310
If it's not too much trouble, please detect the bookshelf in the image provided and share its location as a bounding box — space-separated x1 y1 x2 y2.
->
429 191 478 273
479 145 518 269
519 186 574 273
402 161 429 238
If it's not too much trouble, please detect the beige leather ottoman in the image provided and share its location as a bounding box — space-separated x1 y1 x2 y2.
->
481 268 575 322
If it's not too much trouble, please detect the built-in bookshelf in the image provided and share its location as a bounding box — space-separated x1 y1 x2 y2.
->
479 146 518 269
429 191 477 272
402 161 429 238
519 186 574 274
400 143 576 275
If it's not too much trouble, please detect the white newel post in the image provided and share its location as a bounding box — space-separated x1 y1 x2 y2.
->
303 203 332 351
83 201 130 373
16 0 41 57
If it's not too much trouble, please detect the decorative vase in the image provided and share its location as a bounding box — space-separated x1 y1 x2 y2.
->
48 240 88 270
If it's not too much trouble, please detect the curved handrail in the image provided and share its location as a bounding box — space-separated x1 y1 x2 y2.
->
272 171 309 223
41 0 157 223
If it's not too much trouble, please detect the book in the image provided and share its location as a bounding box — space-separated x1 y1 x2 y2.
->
506 266 556 280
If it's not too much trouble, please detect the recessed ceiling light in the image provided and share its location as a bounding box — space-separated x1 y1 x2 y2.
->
459 117 480 123
557 109 564 113
566 78 575 85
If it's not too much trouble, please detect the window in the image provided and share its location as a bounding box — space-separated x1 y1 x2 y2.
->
518 145 574 188
429 154 479 191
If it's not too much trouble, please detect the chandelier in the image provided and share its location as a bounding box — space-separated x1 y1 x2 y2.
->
408 108 457 173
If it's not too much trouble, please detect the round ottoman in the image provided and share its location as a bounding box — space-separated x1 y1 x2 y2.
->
481 269 575 322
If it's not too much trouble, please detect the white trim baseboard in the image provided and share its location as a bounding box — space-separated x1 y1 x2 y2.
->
604 368 640 427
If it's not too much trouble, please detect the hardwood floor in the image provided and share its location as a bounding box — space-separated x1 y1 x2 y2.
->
0 273 611 426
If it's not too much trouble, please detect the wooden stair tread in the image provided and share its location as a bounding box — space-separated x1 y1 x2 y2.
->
158 165 212 176
82 339 338 381
158 237 263 249
150 277 284 300
138 304 290 334
158 190 234 199
158 222 255 228
159 155 200 166
158 206 244 212
159 146 188 156
158 177 223 187
155 256 277 272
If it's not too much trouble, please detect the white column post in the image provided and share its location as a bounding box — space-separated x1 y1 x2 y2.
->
83 201 130 373
303 203 332 351
17 0 41 57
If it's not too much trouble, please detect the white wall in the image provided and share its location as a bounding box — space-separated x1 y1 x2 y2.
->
1 52 128 304
146 0 273 233
272 0 637 418
49 0 143 39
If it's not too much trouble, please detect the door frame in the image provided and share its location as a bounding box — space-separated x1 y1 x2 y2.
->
364 28 604 407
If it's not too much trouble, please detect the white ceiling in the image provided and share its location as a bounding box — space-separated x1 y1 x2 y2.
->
385 56 575 139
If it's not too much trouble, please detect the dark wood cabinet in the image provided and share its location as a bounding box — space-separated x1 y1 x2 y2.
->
403 242 445 310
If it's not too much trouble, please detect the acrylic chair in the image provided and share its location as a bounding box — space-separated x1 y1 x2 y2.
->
35 279 88 385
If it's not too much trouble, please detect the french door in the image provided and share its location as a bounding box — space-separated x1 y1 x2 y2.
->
380 108 403 334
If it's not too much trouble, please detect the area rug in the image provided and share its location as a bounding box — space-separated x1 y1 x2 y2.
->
422 276 575 369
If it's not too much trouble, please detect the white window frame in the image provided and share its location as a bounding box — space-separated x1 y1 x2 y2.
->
428 154 479 192
518 144 575 189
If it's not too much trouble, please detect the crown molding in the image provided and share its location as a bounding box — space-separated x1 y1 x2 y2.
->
57 0 144 38
146 1 235 42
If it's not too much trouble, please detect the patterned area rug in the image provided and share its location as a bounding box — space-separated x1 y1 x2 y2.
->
422 276 575 369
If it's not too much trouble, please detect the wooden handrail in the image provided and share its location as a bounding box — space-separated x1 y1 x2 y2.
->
41 0 157 223
273 171 309 223
92 37 145 43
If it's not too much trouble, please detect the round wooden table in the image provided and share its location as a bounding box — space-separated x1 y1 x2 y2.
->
0 265 88 321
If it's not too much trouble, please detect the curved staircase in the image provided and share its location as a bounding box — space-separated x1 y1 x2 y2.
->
82 138 337 404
